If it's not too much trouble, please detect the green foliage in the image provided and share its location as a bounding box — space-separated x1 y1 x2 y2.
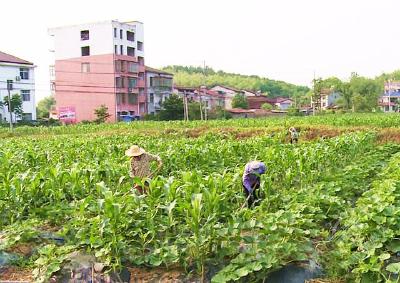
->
261 103 273 110
94 105 111 123
162 65 310 98
208 106 232 119
2 115 400 281
0 94 23 122
36 95 56 119
231 94 249 109
287 106 303 116
188 101 202 120
159 94 184 120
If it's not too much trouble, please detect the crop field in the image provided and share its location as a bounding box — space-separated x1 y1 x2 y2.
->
1 113 400 282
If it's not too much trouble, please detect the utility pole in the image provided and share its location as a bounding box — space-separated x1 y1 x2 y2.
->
312 72 316 116
199 91 203 120
388 79 392 113
183 90 189 121
203 60 207 120
6 80 13 131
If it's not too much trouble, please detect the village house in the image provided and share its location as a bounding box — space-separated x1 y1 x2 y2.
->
146 67 173 115
320 89 341 110
0 51 36 122
379 81 400 112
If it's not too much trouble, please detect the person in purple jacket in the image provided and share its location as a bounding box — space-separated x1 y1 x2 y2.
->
242 161 267 207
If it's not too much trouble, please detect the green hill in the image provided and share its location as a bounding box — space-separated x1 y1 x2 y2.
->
162 65 310 98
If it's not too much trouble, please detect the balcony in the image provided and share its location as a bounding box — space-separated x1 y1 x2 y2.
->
139 94 147 103
137 80 145 88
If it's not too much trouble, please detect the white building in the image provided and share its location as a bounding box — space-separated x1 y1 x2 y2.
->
145 67 173 114
379 81 400 112
320 89 341 110
210 85 260 110
48 20 146 122
0 51 36 122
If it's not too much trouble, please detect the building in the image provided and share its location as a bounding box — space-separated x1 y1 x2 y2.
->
0 51 36 122
247 96 271 109
379 81 400 112
320 89 341 110
146 67 173 114
247 96 293 110
49 20 145 123
174 86 225 111
274 97 293 110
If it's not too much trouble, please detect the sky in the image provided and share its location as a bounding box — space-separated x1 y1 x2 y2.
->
1 0 400 102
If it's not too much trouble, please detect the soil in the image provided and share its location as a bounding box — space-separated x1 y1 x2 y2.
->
129 267 191 283
306 279 345 283
5 242 33 257
0 266 33 281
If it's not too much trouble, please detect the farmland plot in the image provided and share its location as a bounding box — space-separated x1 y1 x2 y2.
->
1 114 400 282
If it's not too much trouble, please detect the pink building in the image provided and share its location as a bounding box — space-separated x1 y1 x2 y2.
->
49 20 146 123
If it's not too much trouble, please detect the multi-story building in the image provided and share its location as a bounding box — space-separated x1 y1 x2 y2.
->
320 89 341 110
379 81 400 112
0 51 36 122
146 67 173 114
49 20 145 123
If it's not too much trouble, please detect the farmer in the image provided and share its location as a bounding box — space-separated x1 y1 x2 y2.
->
125 145 162 194
242 161 267 207
289 127 299 144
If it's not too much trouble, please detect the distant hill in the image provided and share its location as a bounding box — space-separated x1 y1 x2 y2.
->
162 65 310 98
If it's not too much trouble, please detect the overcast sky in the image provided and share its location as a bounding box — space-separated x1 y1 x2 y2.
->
1 0 400 101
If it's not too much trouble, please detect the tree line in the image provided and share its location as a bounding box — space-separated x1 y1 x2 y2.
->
162 65 310 98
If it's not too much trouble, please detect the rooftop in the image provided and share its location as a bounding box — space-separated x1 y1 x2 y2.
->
0 51 33 65
145 66 173 76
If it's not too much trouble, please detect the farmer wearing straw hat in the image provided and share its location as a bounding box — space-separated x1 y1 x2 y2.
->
289 127 299 144
242 161 267 207
125 145 162 194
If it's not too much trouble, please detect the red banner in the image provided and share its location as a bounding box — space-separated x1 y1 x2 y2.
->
58 106 76 123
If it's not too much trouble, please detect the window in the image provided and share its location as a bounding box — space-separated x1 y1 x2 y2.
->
127 31 135 41
139 72 144 80
81 46 90 56
140 103 145 113
121 61 127 72
21 90 30 101
114 45 118 54
120 29 123 39
122 93 126 104
50 82 55 91
49 65 55 77
137 41 143 51
80 30 89 40
115 60 121 72
138 56 144 66
81 63 90 73
127 47 135 57
150 93 154 103
128 62 138 73
128 93 138 104
20 68 29 80
114 28 117 38
128 78 137 88
117 93 126 104
120 45 124 55
116 77 124 88
22 113 32 121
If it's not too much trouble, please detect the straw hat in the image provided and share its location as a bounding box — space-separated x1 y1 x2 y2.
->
125 145 145 157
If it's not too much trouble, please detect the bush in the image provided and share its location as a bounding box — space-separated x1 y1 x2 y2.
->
261 103 274 110
287 106 303 116
143 113 160 121
208 106 232 120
